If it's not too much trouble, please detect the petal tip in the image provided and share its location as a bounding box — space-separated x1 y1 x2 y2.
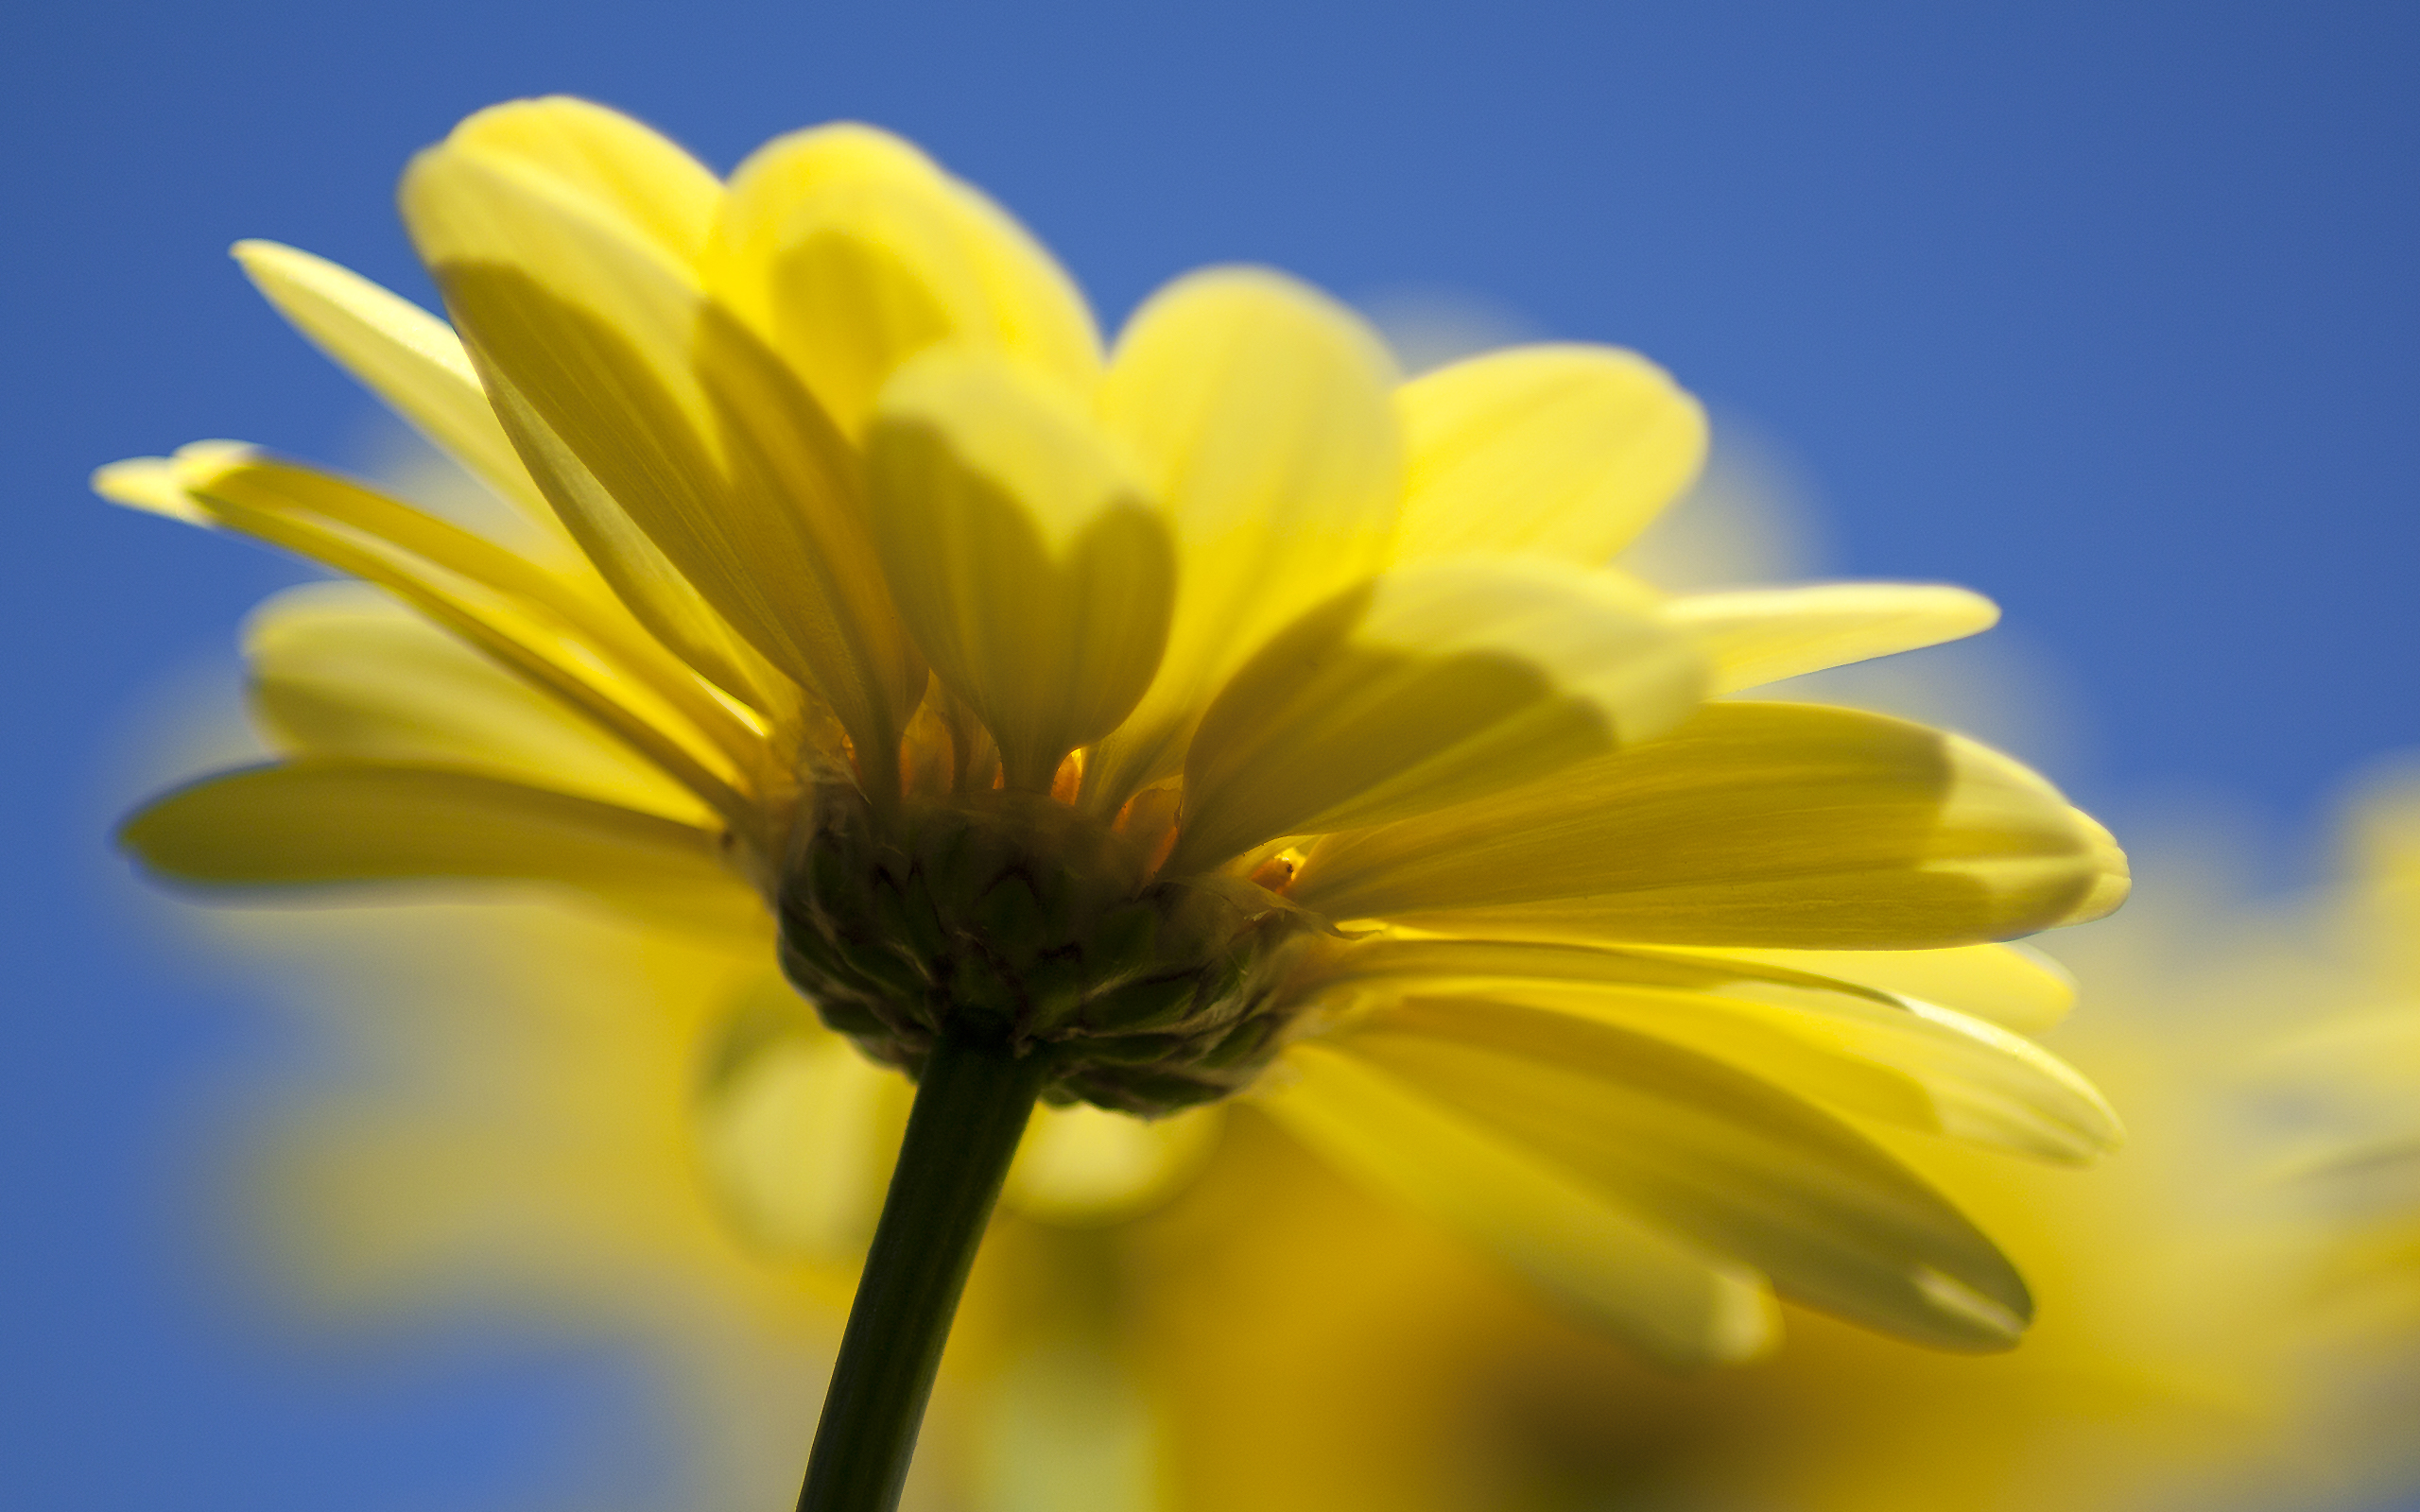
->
93 455 211 522
2061 812 2133 926
1914 1263 2033 1351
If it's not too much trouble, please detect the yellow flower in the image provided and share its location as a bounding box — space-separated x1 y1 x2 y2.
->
2308 779 2420 1330
103 93 2126 1388
2260 774 2420 1498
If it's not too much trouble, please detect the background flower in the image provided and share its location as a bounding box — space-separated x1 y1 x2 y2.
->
2254 774 2420 1505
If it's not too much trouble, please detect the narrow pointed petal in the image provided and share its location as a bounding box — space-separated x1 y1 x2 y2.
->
121 761 754 932
245 583 710 824
1338 997 2034 1349
402 133 924 765
97 446 759 824
1082 269 1404 814
706 123 1101 437
866 349 1174 790
1663 943 2078 1035
1666 583 2000 693
1167 560 1705 874
94 444 243 525
1393 344 1707 566
1305 937 2120 1162
222 240 783 722
1263 1043 1779 1367
1292 702 2130 948
232 240 563 534
473 367 798 717
110 446 642 664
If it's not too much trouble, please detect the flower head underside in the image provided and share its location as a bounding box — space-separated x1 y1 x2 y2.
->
104 95 2130 1366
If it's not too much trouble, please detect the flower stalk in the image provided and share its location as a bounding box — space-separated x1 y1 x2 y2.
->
796 1032 1054 1512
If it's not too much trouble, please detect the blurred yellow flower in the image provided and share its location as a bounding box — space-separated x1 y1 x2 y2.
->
2237 772 2420 1503
2303 779 2420 1329
216 837 2361 1512
101 95 2130 1491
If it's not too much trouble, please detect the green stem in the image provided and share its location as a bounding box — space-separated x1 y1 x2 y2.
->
796 1033 1050 1512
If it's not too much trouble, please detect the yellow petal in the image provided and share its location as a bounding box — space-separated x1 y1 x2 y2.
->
1664 582 2000 694
1262 1043 1778 1367
230 240 562 536
94 445 245 524
378 107 772 703
244 582 710 824
1307 937 2119 1162
866 349 1174 790
103 445 759 825
705 123 1101 437
120 761 752 928
1291 702 2131 948
1392 343 1707 566
472 367 801 719
2065 812 2133 928
442 95 722 265
1663 942 2078 1036
1167 560 1705 874
403 137 924 771
1081 268 1405 815
135 444 669 689
1339 997 2033 1349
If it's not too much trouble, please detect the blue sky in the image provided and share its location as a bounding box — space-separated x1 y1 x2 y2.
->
5 2 2416 1506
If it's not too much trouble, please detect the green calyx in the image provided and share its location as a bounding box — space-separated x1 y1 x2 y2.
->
776 786 1321 1114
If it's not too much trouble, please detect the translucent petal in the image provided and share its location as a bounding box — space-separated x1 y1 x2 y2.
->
403 137 924 768
1336 997 2034 1349
276 114 752 692
472 361 799 717
135 444 693 699
1393 344 1707 566
1081 268 1404 815
706 123 1101 436
1167 559 1705 873
1665 582 2000 694
1664 943 2077 1035
866 348 1174 789
99 446 758 825
443 95 722 265
231 240 562 535
244 583 710 824
1305 936 2119 1162
94 446 240 524
120 761 755 932
1292 702 2131 948
1262 1043 1779 1367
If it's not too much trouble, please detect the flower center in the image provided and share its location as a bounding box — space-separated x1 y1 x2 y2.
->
776 786 1321 1115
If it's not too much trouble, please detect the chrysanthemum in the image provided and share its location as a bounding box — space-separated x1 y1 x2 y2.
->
101 96 2128 1506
